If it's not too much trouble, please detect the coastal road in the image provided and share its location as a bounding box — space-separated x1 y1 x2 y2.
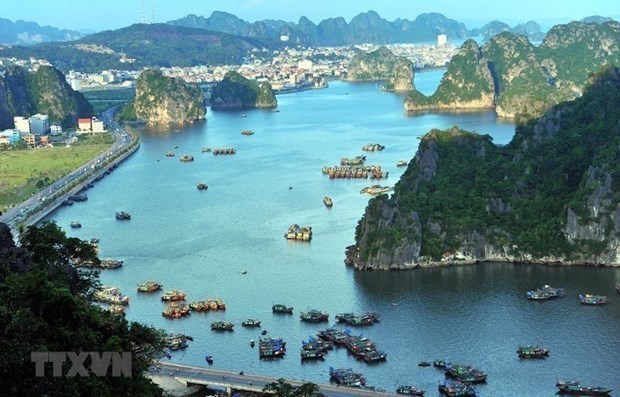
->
155 362 402 397
0 107 133 231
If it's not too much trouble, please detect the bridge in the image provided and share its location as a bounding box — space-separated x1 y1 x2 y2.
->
154 362 402 397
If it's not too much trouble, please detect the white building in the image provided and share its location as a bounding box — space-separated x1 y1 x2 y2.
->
91 118 105 133
13 116 30 133
29 114 50 136
297 59 313 70
437 34 447 46
50 123 63 135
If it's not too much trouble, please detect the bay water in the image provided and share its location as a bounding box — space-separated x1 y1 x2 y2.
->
47 71 620 396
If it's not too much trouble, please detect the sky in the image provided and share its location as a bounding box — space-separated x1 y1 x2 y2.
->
4 0 619 32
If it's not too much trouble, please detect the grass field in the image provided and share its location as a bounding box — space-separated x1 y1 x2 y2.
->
0 144 110 211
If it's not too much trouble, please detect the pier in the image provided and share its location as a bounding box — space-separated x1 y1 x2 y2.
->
154 362 400 397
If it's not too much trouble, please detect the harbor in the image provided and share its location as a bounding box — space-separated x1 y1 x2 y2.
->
44 80 620 395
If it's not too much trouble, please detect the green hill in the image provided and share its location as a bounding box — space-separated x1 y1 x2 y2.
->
210 71 277 110
405 21 620 120
350 66 620 269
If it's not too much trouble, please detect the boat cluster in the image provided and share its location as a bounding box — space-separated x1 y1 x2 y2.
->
285 224 312 241
189 298 227 312
259 336 287 359
93 286 129 306
213 148 236 155
322 164 388 179
526 284 612 305
335 312 380 326
316 326 387 364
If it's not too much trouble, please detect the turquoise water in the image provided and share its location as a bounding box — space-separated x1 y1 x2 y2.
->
47 75 620 396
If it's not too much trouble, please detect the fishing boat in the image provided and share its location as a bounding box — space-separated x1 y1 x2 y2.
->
70 221 82 228
115 211 131 220
300 309 329 323
517 345 549 358
438 380 477 396
196 183 208 190
335 312 380 326
242 319 261 327
362 143 385 151
162 302 190 318
165 334 189 350
100 259 123 269
445 363 487 383
527 285 565 300
396 385 426 395
259 336 286 359
205 355 214 364
556 380 612 395
300 349 325 360
396 160 408 167
241 129 254 135
179 154 194 162
579 294 610 305
211 321 234 331
329 367 366 387
433 359 447 368
201 147 211 153
137 281 162 293
165 151 175 157
284 224 312 241
94 286 129 305
360 185 392 195
272 304 293 314
323 196 333 208
161 290 186 301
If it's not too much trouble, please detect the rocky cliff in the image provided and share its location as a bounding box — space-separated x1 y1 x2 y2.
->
405 21 620 119
346 46 414 92
119 69 205 125
210 71 277 110
0 65 92 129
350 66 620 269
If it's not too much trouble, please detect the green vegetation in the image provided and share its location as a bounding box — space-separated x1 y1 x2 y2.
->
347 47 414 91
119 69 205 124
262 378 325 396
407 22 620 119
0 222 165 396
0 144 108 211
357 66 620 264
82 88 135 115
0 23 278 72
0 65 92 130
211 71 277 110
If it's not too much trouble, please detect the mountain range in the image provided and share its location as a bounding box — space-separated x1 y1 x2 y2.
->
0 18 83 45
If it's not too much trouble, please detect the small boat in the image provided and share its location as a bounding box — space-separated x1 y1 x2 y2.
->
165 151 175 157
527 285 565 300
137 281 162 293
438 380 476 396
433 359 447 368
556 380 612 395
396 385 426 395
300 309 329 323
201 147 211 153
70 222 82 228
165 334 189 350
242 319 261 327
300 349 325 360
99 259 123 269
517 345 549 358
579 294 609 305
90 238 100 244
396 160 408 167
211 321 234 331
179 154 194 162
445 363 487 383
240 114 247 118
241 129 254 135
418 361 431 367
115 211 131 220
272 304 293 314
196 183 208 190
250 339 255 348
616 282 620 295
323 196 333 208
161 290 186 301
71 194 88 202
205 355 214 364
173 145 179 149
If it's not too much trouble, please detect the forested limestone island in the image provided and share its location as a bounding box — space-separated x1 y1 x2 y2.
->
118 69 206 125
210 71 277 110
0 65 92 129
348 66 620 270
405 21 620 119
346 46 414 92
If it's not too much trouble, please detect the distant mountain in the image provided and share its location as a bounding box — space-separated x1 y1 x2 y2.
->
168 10 470 45
0 24 279 72
0 18 83 45
581 15 614 24
471 20 545 41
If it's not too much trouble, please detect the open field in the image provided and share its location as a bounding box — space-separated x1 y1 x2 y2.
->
0 145 109 210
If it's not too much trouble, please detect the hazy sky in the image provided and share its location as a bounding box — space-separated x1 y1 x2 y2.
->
4 0 619 32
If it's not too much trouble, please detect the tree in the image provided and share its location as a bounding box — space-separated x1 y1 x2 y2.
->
0 221 166 396
262 379 325 397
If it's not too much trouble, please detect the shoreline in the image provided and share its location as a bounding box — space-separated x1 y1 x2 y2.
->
349 258 620 270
